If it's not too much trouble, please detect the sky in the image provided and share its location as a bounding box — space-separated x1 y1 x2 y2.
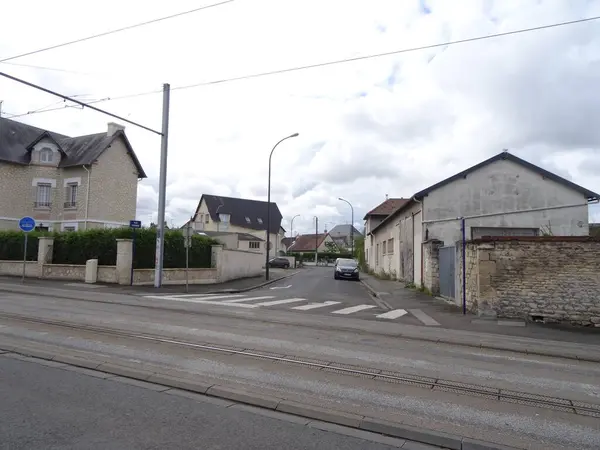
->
1 0 599 234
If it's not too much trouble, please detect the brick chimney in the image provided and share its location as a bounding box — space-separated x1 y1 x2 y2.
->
107 122 125 137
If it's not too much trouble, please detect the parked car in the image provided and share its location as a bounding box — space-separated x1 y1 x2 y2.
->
268 257 290 269
333 258 359 280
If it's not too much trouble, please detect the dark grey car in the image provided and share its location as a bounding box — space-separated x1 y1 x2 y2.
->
268 257 290 269
334 258 359 280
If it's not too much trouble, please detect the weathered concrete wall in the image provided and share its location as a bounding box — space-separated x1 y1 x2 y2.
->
423 240 443 295
132 268 217 285
216 246 263 282
423 158 590 246
42 264 86 281
97 266 118 284
0 261 40 277
465 237 600 326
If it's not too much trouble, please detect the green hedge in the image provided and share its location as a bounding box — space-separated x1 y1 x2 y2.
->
0 230 45 261
51 228 218 268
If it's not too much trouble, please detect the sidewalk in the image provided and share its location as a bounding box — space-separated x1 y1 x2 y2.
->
360 272 600 346
0 269 298 296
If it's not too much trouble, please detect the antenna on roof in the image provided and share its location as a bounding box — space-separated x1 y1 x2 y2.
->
385 193 388 200
502 148 509 153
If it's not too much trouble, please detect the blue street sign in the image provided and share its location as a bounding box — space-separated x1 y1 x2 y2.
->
18 216 36 233
129 220 142 229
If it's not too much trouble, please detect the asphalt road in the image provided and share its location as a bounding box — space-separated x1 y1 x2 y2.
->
0 356 410 450
1 290 600 449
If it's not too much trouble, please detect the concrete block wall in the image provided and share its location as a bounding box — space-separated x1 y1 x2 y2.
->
466 236 600 326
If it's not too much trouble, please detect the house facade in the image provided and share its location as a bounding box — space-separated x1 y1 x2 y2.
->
191 194 285 259
0 119 146 231
194 230 265 252
366 151 600 303
328 224 363 251
287 233 337 254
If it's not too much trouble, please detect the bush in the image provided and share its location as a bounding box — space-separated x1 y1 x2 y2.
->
0 230 46 261
50 228 218 268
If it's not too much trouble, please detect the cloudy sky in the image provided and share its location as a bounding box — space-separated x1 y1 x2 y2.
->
1 0 599 234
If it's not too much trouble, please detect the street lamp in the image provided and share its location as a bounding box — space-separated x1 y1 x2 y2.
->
290 214 300 239
338 197 354 256
266 132 299 280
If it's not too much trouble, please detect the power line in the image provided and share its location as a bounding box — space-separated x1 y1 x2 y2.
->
4 15 598 120
172 15 600 91
0 0 235 63
0 70 162 135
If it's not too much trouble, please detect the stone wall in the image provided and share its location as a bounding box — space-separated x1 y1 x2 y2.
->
42 264 86 281
133 268 217 285
423 239 443 295
465 236 600 326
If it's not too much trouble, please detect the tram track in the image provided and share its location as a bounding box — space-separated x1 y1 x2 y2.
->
0 311 598 418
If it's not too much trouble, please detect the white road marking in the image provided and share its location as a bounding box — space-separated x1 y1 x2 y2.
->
332 304 377 315
292 301 341 310
145 294 245 301
221 296 275 303
376 309 408 319
408 309 440 326
143 295 258 308
253 298 307 307
152 293 219 298
270 285 292 290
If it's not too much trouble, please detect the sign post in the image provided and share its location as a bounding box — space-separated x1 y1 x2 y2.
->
18 216 36 284
129 220 142 286
184 221 193 293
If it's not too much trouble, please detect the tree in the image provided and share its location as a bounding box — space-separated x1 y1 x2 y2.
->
324 241 340 253
354 236 366 269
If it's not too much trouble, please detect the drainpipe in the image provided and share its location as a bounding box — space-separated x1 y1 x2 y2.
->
461 217 466 315
83 165 91 230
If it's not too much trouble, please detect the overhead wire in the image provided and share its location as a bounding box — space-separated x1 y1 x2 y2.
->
0 0 235 63
4 14 599 120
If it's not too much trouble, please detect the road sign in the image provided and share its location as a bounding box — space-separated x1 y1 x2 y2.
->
184 224 194 248
129 220 142 229
18 216 36 233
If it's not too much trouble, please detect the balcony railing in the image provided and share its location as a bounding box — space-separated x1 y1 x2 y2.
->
64 201 77 209
34 201 51 208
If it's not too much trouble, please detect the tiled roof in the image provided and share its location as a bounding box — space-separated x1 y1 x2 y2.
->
0 118 146 177
362 198 409 220
288 233 327 252
195 194 283 233
328 224 363 238
281 237 295 248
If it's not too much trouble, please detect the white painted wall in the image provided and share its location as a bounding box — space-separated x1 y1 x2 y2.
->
423 158 590 246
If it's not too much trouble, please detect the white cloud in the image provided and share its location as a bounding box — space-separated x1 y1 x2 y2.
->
1 0 599 233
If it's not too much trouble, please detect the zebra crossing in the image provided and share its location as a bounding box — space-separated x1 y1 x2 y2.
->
143 292 440 325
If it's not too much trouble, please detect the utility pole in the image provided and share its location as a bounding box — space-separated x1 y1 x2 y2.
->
314 216 318 264
339 197 354 257
154 83 170 288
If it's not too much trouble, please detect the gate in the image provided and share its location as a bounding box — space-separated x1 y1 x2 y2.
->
439 246 455 299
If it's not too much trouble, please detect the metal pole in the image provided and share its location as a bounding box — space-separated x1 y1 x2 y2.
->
462 217 467 315
265 133 299 280
339 198 354 257
185 235 189 294
154 83 170 288
130 228 136 286
290 214 299 238
315 216 318 264
22 233 28 284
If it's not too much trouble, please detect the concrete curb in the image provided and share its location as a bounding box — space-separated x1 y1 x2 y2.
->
359 278 379 297
0 344 522 450
203 270 301 294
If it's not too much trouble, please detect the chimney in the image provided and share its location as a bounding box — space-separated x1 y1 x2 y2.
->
324 228 327 234
385 193 388 200
107 122 125 137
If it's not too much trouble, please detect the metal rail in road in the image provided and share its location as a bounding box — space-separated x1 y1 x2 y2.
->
0 311 598 418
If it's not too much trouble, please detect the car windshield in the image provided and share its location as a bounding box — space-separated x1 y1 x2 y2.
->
338 259 357 267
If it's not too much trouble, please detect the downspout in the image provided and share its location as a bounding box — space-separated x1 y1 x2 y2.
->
83 165 91 230
461 217 466 315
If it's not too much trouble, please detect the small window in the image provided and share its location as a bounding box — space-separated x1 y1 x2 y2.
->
382 241 387 254
64 183 78 208
245 217 251 224
40 148 53 163
257 218 263 224
205 214 209 224
387 238 394 254
64 226 76 232
35 183 52 208
249 241 260 249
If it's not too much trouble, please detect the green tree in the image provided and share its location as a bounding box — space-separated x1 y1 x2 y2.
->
354 236 366 269
324 241 340 253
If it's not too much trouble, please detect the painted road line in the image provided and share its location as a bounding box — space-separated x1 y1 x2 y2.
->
154 293 219 298
332 304 377 315
221 296 275 303
291 301 341 311
143 295 258 308
375 309 408 319
409 309 441 326
145 294 245 301
253 298 307 307
270 285 292 290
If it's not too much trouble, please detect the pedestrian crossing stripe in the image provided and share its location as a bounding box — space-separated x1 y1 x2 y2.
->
142 293 440 325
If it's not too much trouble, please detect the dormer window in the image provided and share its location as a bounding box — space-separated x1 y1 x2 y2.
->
257 218 263 224
245 217 251 224
40 148 53 163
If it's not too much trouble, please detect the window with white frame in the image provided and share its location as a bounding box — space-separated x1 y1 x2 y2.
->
257 218 263 224
39 147 53 163
245 216 251 224
218 213 230 231
35 183 52 208
65 183 78 208
249 241 260 249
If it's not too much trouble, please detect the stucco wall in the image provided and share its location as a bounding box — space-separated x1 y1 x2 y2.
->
217 247 264 282
423 158 590 246
465 237 600 326
88 136 139 225
133 268 217 285
0 261 40 277
42 264 86 280
97 266 118 283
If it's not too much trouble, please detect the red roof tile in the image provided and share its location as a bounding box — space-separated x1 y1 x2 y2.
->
288 234 327 252
363 198 409 220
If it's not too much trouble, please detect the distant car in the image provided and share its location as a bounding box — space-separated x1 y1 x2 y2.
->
334 258 359 281
268 257 290 269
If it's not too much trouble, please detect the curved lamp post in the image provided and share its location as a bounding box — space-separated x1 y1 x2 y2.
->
290 214 300 239
266 133 299 280
338 197 354 256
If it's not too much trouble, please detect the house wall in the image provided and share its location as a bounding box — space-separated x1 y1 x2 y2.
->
216 247 264 282
88 136 139 226
423 158 590 246
463 237 600 326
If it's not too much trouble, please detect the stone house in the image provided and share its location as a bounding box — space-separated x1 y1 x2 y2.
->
366 151 600 305
190 194 285 259
0 118 146 231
